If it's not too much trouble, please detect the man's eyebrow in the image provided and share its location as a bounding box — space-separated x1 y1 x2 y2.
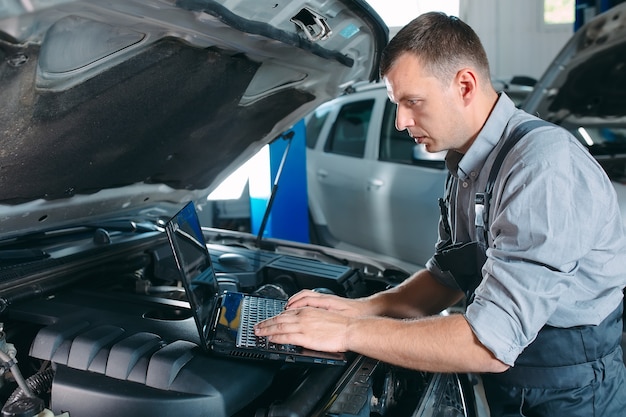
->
392 93 415 104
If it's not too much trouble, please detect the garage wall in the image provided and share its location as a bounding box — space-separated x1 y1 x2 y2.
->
461 0 573 80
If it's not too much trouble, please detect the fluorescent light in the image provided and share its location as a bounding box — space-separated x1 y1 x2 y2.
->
577 127 594 146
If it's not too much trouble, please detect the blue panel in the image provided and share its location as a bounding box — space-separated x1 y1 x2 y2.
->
575 0 594 31
250 120 309 243
575 0 619 30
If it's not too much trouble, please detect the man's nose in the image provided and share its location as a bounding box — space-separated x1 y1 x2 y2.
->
395 106 413 131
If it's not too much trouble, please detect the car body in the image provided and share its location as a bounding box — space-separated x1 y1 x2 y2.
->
0 1 482 417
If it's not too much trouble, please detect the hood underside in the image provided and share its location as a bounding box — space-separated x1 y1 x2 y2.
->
0 0 387 237
524 3 626 123
2 35 313 202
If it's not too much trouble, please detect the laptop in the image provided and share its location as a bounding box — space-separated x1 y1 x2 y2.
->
165 201 347 366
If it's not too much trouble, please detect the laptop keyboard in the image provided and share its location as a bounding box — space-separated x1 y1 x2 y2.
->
238 296 297 352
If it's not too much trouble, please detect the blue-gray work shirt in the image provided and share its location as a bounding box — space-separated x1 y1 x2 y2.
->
426 93 626 366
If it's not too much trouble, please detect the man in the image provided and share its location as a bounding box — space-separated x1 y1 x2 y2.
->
255 12 626 416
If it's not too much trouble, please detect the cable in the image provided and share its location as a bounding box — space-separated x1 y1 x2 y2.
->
0 348 35 398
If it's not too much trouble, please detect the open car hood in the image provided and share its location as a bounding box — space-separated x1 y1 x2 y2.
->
0 0 387 239
523 3 626 127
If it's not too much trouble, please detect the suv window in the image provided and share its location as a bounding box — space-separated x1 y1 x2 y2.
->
379 100 414 163
324 99 374 158
305 106 331 149
379 100 446 168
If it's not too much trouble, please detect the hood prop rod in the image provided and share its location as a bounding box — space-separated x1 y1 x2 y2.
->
255 130 295 249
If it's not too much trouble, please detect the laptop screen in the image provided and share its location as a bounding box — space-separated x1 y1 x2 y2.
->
165 201 219 344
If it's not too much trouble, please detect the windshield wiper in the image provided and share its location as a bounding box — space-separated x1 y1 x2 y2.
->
0 249 49 265
0 219 161 251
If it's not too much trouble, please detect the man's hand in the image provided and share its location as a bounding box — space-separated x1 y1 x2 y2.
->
254 305 352 352
285 289 373 317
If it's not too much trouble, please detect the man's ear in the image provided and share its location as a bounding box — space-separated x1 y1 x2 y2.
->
455 68 478 103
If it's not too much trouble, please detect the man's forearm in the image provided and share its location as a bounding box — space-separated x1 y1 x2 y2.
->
346 313 509 373
366 269 464 319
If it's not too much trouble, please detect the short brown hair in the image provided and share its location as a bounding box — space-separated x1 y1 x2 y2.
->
380 12 491 84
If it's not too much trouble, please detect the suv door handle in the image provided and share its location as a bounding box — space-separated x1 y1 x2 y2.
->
367 179 384 190
316 169 328 180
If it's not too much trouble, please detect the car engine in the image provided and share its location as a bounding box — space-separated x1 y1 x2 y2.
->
0 228 476 417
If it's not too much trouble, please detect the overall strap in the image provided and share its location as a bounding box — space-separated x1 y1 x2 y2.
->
437 172 454 249
475 119 552 247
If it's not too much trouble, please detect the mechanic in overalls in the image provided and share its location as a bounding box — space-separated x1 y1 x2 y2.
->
255 12 626 416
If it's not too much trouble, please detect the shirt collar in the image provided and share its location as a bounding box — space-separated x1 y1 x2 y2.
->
446 93 517 181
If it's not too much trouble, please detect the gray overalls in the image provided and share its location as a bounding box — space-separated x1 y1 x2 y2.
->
436 121 626 416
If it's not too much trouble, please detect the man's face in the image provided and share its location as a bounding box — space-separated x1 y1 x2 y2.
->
383 53 471 154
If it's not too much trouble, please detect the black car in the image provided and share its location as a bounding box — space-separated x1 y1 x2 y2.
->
0 1 479 417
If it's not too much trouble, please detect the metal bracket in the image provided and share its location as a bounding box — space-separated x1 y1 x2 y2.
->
290 7 332 42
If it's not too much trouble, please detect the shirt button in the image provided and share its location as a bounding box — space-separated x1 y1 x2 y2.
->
462 182 469 188
470 171 477 178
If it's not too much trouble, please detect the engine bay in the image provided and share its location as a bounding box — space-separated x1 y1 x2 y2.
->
0 228 475 417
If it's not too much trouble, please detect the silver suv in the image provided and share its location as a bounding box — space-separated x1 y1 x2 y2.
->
306 83 447 270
